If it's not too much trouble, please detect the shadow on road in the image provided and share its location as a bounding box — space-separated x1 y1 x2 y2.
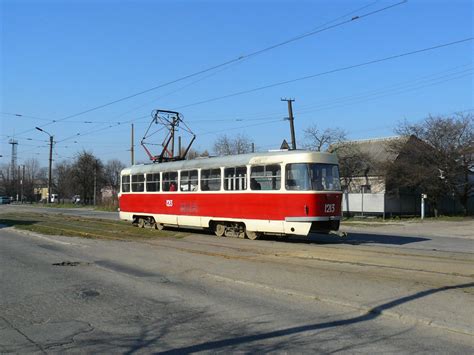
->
309 232 429 245
158 227 431 246
258 232 430 246
0 219 37 229
157 282 473 354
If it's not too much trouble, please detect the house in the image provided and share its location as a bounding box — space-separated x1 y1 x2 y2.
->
331 134 474 216
330 135 428 217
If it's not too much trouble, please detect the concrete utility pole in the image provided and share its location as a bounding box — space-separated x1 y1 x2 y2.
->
93 162 97 206
421 193 427 220
281 98 296 150
131 124 135 165
36 127 54 203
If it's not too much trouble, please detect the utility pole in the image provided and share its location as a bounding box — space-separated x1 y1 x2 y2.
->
48 135 53 203
9 139 18 186
131 124 135 165
171 116 177 157
281 98 296 150
36 127 54 203
20 165 25 203
93 162 97 206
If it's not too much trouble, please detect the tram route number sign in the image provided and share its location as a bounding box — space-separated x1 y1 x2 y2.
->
324 203 335 213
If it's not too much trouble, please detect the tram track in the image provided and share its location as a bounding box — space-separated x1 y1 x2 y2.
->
136 236 474 290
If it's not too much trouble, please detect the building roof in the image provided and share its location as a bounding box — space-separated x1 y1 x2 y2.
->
329 136 417 177
330 136 410 164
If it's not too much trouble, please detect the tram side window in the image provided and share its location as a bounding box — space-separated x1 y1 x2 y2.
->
131 174 145 192
163 171 178 192
146 173 160 192
224 166 247 191
121 175 130 193
250 165 281 190
180 170 198 192
200 168 221 191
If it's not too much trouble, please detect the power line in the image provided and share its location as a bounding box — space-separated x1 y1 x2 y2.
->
294 64 472 111
20 0 406 135
295 69 473 115
53 39 472 146
175 37 473 109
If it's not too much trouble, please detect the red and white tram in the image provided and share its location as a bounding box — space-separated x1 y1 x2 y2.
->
119 150 342 239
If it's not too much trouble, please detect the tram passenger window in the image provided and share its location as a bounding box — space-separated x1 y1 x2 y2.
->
121 175 130 193
200 168 221 191
131 174 145 192
224 166 247 191
180 170 198 192
250 165 281 190
163 172 178 192
146 173 160 192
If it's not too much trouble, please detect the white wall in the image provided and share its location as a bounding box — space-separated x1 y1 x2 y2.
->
342 193 385 213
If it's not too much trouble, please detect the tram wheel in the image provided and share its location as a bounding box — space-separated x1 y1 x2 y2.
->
154 222 164 230
137 218 146 228
214 223 226 237
246 230 261 240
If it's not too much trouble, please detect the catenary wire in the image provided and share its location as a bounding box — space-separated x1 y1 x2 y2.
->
175 38 473 109
18 0 406 135
52 38 472 145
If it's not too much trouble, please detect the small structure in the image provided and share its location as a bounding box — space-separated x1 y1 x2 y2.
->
331 136 425 217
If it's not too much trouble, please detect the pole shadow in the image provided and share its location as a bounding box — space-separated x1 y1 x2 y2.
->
157 282 473 354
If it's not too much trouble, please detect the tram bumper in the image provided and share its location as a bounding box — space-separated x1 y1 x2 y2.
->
284 216 341 235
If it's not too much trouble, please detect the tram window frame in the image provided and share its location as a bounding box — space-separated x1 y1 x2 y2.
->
200 168 221 191
146 173 161 192
180 170 198 192
250 164 281 191
121 175 131 193
131 174 145 192
162 171 178 192
224 166 247 191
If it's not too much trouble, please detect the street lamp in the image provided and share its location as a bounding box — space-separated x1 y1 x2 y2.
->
35 127 54 203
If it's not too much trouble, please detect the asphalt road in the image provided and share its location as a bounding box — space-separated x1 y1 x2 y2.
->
1 216 473 353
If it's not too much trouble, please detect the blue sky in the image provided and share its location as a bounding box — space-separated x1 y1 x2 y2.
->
1 0 473 167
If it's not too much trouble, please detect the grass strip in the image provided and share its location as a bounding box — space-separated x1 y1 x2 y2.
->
0 212 187 240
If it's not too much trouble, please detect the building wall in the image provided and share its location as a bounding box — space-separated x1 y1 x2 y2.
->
343 176 385 193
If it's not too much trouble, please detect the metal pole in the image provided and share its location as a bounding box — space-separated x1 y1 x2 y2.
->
361 186 364 217
21 165 25 203
421 194 426 220
48 135 53 203
281 98 296 150
93 164 97 206
131 124 135 165
171 117 176 158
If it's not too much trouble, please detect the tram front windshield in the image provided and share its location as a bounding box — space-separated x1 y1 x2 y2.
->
286 163 341 191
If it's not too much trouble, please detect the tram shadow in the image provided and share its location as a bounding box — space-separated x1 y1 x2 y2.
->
261 232 430 246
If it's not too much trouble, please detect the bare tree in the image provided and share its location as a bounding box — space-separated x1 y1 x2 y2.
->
104 159 125 202
213 133 253 156
23 158 42 201
330 143 372 191
54 160 74 202
302 124 347 152
392 114 473 215
70 151 104 205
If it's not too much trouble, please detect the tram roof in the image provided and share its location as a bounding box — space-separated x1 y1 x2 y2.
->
123 150 338 175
